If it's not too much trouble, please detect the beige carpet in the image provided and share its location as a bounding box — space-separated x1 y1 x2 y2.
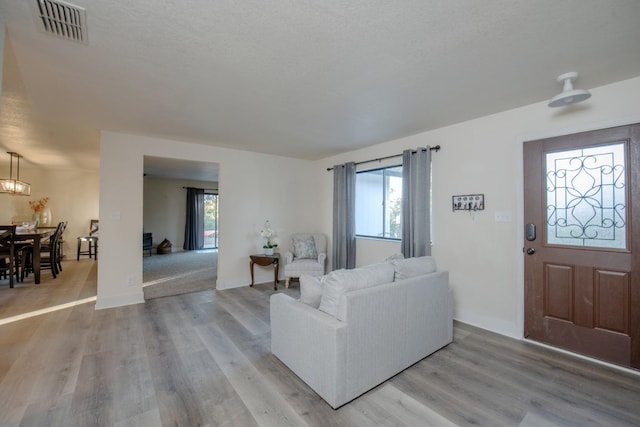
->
143 250 217 299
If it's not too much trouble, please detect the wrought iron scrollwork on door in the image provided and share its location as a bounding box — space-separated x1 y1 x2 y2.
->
545 142 626 249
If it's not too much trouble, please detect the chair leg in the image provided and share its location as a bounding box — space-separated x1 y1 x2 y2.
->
52 252 59 277
8 258 14 289
56 242 63 272
285 277 290 289
1 258 14 288
20 252 27 282
77 238 98 261
14 252 21 283
51 257 57 279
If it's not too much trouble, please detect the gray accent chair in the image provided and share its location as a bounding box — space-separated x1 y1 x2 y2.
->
283 233 327 288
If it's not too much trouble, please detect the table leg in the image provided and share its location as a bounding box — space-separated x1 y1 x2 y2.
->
273 261 279 290
250 260 255 287
33 236 42 284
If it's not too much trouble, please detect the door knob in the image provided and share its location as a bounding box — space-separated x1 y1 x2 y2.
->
526 248 535 255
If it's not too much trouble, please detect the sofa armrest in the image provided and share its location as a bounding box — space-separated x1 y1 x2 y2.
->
317 252 326 266
270 293 347 408
284 251 294 264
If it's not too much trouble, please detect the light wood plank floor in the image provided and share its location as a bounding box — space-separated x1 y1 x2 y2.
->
1 260 639 426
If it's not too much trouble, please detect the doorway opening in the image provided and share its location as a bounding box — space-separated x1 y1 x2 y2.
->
142 156 220 300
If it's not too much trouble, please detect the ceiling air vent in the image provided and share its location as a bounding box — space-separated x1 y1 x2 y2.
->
31 0 88 44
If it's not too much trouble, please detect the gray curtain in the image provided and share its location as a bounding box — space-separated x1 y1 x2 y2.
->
332 161 356 270
183 187 205 250
401 147 431 257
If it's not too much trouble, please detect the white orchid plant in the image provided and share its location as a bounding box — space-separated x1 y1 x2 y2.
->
260 220 278 249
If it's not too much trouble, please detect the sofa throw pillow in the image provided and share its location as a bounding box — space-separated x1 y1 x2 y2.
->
293 236 318 259
385 253 404 262
300 274 325 308
318 262 395 317
391 256 437 281
361 262 396 283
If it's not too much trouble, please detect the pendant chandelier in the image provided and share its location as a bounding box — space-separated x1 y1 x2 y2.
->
0 152 31 196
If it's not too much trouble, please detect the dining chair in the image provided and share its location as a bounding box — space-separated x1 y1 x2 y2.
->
143 232 153 256
77 219 98 260
55 221 67 272
21 222 65 281
0 225 18 288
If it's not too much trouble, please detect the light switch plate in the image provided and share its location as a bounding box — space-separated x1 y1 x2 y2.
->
494 211 512 222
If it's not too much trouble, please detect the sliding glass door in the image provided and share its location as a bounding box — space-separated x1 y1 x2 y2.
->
204 193 218 249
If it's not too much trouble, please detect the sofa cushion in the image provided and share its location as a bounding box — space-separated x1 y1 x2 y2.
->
285 259 325 278
293 235 318 259
390 256 437 281
318 262 395 317
300 274 325 308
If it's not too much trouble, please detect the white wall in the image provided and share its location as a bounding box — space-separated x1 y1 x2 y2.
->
0 165 99 257
143 176 218 251
316 76 640 339
0 21 5 102
97 76 640 339
356 237 401 267
1 22 100 258
97 132 319 309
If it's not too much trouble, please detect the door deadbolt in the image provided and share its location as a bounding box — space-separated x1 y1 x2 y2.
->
526 248 535 255
526 223 536 241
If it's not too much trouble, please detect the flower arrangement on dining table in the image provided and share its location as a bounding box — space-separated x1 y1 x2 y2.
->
260 220 278 251
29 197 49 213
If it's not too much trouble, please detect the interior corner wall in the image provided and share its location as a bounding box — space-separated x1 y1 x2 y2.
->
315 76 640 339
97 131 318 309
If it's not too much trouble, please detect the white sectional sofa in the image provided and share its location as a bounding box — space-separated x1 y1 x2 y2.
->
270 256 453 409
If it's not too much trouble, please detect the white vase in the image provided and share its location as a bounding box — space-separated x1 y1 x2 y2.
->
264 247 274 255
40 207 52 226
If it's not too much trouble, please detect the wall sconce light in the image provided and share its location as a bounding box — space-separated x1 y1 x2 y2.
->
0 152 31 196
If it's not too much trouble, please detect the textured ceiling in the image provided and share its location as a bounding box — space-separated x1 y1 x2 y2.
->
0 0 640 178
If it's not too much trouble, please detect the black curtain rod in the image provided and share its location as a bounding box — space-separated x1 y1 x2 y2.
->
182 186 217 191
326 145 440 171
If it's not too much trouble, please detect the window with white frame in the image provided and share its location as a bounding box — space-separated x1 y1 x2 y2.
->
355 165 402 240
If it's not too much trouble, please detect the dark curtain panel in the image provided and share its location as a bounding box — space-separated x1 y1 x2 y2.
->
184 187 205 250
401 147 432 257
332 161 356 270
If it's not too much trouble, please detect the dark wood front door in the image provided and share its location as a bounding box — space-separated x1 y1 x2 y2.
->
524 123 640 369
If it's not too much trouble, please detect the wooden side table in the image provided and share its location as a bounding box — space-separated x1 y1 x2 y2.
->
249 254 280 290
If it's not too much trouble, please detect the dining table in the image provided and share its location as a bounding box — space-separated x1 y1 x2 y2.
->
15 227 55 284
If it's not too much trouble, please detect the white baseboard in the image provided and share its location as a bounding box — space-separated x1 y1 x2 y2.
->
215 278 249 290
456 310 640 376
454 309 522 339
95 291 145 310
